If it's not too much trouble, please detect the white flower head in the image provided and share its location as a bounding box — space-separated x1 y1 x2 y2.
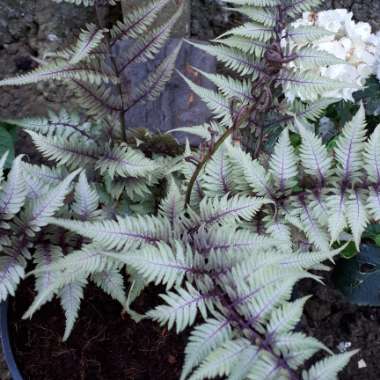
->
285 9 379 102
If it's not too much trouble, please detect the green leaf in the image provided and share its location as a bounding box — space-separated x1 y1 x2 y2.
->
340 241 357 259
0 125 15 168
333 244 380 305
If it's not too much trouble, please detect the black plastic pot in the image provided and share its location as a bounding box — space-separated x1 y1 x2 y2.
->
0 300 23 380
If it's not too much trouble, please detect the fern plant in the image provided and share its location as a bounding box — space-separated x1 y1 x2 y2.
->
179 0 352 159
0 0 366 378
35 141 363 379
0 0 185 338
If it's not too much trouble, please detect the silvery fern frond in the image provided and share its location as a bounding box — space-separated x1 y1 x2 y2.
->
49 215 171 250
178 71 233 127
96 146 158 178
51 0 119 5
334 104 367 182
59 278 87 341
287 25 334 45
269 129 298 191
118 3 184 72
0 156 27 219
6 109 94 140
110 0 172 42
363 124 380 183
0 61 115 87
72 172 100 220
91 268 127 306
33 245 64 301
126 42 182 109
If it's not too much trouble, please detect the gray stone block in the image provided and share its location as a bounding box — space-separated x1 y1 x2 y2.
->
116 38 216 142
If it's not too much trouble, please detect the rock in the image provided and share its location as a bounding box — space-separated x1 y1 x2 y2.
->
0 0 93 119
118 38 216 142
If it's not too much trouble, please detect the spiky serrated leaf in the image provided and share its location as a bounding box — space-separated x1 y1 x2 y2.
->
334 105 366 181
125 42 182 111
27 131 99 168
181 318 232 380
0 254 26 301
49 215 170 250
0 156 27 219
148 282 211 333
363 124 380 183
59 278 87 341
119 4 184 72
110 0 171 42
302 350 359 380
269 129 298 191
23 169 80 231
178 71 232 127
346 189 368 250
91 268 126 305
72 171 100 220
298 120 332 183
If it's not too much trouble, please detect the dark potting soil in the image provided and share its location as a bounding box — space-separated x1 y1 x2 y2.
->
7 272 380 380
298 275 380 380
9 280 187 380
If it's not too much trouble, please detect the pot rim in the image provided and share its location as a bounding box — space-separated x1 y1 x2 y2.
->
0 300 23 380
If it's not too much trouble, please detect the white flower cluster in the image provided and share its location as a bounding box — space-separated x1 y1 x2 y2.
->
286 9 380 102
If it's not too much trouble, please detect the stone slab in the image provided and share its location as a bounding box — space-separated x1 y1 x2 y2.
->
116 38 216 143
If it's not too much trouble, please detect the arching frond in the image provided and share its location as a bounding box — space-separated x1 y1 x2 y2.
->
102 242 192 289
187 41 265 77
334 105 366 181
96 146 157 178
0 254 27 302
178 72 232 127
346 189 368 250
33 245 64 300
72 172 100 220
0 61 114 87
302 350 359 380
159 178 184 226
148 282 211 333
59 278 87 341
195 70 254 103
27 131 100 168
202 146 234 197
91 268 126 306
363 124 380 183
22 169 80 231
0 156 27 219
293 47 345 70
181 317 232 380
287 25 333 45
119 3 184 72
230 6 276 27
221 22 274 42
110 0 171 42
269 129 298 191
8 109 94 140
126 42 182 110
49 215 170 250
298 121 332 184
278 71 350 102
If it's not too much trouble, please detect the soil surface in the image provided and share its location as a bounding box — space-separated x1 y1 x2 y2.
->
7 270 380 380
298 271 380 380
9 280 187 380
